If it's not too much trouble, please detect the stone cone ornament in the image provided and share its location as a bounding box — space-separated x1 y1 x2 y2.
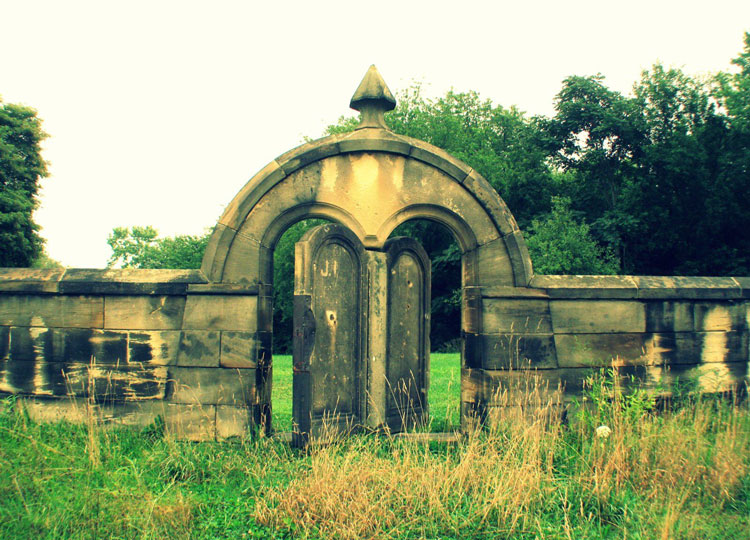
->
350 65 396 129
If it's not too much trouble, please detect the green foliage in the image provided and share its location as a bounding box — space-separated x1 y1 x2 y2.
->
0 98 49 267
526 196 619 275
107 225 209 269
2 374 749 540
272 219 325 354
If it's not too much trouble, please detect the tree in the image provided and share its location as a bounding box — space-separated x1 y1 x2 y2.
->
0 98 49 267
525 197 619 275
107 226 209 269
327 87 560 350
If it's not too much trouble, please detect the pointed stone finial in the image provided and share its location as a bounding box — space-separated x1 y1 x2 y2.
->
350 65 396 130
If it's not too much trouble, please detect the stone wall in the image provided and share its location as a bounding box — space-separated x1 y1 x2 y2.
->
463 275 750 420
1 268 748 438
0 268 268 440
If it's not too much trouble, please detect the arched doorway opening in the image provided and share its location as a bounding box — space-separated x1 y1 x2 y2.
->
269 217 330 434
387 219 462 432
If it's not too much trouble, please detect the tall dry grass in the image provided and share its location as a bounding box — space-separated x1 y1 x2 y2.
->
253 371 750 539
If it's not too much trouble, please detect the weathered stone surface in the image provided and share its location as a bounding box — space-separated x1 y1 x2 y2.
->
0 326 8 359
2 327 183 367
182 295 257 331
164 403 216 441
384 237 430 432
462 287 483 334
177 331 220 367
462 168 520 236
0 295 103 328
482 298 553 333
554 333 651 368
218 232 271 285
0 358 167 400
530 275 638 299
0 268 64 293
694 302 746 332
550 300 646 334
464 332 557 370
167 366 257 406
502 231 533 287
292 224 367 445
105 296 185 330
61 268 205 295
216 405 253 439
472 237 515 287
634 276 741 299
644 301 694 332
735 278 750 299
220 331 258 369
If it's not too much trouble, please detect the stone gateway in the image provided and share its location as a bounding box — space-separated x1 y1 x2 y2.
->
1 67 748 442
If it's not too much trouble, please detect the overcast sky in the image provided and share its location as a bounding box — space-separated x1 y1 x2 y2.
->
3 0 749 268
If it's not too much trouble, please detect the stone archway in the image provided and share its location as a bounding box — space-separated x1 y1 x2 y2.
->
200 65 534 433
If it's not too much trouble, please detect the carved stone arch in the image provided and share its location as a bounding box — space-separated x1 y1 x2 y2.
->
201 130 533 288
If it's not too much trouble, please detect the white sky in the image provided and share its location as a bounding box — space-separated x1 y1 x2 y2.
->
2 0 749 268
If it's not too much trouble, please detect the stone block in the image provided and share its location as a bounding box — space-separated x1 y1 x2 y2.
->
634 276 741 300
217 232 270 285
529 275 638 299
648 331 748 365
502 231 533 287
408 140 471 183
464 332 557 369
0 326 8 360
277 139 340 176
554 333 651 368
182 294 258 332
164 403 216 441
167 366 257 406
128 331 181 365
220 331 258 369
337 132 412 155
694 302 746 332
550 300 646 333
735 278 750 299
462 169 520 236
462 287 483 333
644 301 694 332
104 296 185 330
60 268 203 295
482 298 553 333
216 405 253 439
201 222 237 281
219 160 287 232
177 331 220 367
0 295 103 328
473 237 514 287
0 359 168 400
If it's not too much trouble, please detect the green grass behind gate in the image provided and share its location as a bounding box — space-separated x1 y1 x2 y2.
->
271 353 461 432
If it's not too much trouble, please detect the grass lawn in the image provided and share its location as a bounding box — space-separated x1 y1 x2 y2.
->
1 365 749 539
271 353 461 432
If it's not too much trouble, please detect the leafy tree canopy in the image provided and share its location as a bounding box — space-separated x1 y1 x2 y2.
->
0 98 49 267
107 226 209 269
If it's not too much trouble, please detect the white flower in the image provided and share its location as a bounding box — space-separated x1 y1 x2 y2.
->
595 425 612 439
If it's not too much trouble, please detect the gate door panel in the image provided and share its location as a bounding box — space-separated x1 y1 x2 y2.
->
384 237 431 432
292 224 367 446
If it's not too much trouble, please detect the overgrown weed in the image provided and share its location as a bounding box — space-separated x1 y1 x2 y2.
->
0 368 748 539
